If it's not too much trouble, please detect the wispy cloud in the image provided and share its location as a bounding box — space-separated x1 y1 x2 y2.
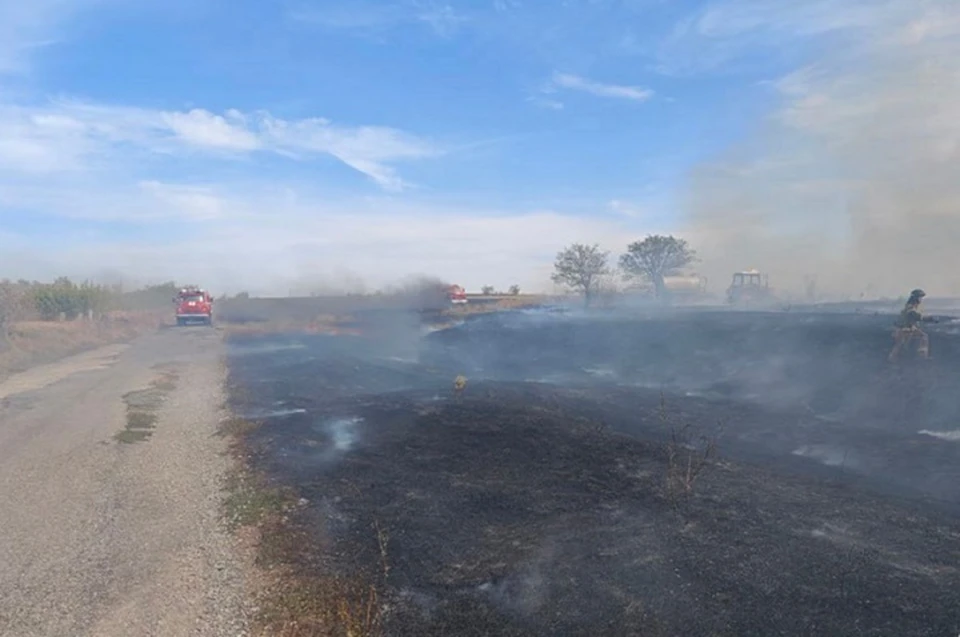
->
289 3 406 32
415 2 468 37
0 99 441 190
548 72 653 102
492 0 522 13
162 109 261 151
526 96 564 111
656 0 911 75
608 199 644 217
0 0 80 73
290 1 467 38
0 183 641 294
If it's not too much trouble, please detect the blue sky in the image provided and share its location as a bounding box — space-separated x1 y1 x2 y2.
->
1 0 956 295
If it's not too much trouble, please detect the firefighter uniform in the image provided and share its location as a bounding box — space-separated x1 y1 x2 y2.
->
453 375 467 397
888 289 930 362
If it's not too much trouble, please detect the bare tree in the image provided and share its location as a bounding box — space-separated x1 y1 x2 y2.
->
551 243 610 307
619 235 697 300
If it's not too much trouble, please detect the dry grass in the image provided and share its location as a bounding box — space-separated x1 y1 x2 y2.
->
255 568 384 637
0 310 166 381
250 512 390 637
220 412 390 637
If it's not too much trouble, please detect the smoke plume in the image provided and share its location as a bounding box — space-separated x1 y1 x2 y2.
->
683 0 960 300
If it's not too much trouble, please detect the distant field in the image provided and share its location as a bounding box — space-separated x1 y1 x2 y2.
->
216 294 553 326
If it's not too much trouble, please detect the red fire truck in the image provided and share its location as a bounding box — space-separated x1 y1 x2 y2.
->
173 286 214 326
447 284 468 304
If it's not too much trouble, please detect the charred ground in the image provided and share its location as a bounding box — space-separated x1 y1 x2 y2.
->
225 308 960 636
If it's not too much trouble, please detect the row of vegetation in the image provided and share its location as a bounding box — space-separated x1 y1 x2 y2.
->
0 278 195 322
552 234 697 305
0 234 691 330
0 278 208 343
479 285 522 296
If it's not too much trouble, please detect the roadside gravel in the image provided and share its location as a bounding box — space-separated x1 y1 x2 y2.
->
0 326 251 637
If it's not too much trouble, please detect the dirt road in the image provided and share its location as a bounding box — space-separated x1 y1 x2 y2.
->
0 327 248 637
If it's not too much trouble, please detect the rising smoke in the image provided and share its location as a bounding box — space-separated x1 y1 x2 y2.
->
683 0 960 300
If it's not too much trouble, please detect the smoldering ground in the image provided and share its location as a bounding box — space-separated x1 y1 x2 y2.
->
681 0 960 300
227 306 960 636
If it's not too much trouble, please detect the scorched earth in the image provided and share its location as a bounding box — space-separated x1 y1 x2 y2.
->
225 308 960 637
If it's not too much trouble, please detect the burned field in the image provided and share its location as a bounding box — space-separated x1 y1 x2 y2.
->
226 309 960 636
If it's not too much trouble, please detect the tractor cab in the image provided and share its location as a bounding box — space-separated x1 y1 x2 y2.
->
727 269 772 305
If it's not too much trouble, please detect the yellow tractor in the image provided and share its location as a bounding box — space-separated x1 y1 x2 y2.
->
726 269 774 305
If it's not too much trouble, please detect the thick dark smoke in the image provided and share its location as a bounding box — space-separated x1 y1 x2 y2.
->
683 1 960 300
379 275 454 311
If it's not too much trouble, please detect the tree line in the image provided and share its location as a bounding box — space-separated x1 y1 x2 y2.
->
0 278 190 326
551 234 697 305
480 285 521 296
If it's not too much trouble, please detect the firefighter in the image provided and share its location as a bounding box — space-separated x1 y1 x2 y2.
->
453 375 467 398
888 288 931 362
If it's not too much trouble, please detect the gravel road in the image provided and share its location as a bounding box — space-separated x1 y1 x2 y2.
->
0 326 249 637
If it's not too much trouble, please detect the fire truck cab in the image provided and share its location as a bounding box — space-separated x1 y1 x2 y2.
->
173 286 214 326
447 284 468 304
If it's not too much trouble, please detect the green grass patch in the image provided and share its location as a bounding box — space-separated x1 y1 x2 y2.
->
114 371 179 444
222 467 294 530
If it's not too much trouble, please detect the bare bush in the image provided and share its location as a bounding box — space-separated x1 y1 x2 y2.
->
658 393 723 503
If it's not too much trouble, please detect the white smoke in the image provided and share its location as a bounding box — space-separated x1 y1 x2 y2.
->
683 0 960 300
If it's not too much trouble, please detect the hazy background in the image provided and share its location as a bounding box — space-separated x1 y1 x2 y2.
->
0 0 955 299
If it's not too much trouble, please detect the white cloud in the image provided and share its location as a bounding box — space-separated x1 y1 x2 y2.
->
260 116 439 190
161 109 261 151
527 96 564 110
0 99 441 189
549 72 653 102
0 187 644 294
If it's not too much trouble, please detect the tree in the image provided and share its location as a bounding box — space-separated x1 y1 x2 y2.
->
508 284 521 296
0 281 24 351
619 235 697 299
481 285 495 295
551 243 610 306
